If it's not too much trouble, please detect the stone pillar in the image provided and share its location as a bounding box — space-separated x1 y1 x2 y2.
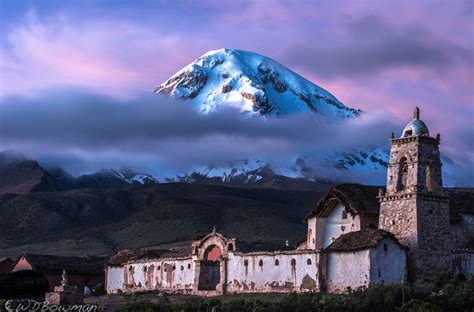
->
217 257 227 295
45 270 84 305
192 260 201 295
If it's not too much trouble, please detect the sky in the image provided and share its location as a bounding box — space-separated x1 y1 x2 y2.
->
0 0 473 185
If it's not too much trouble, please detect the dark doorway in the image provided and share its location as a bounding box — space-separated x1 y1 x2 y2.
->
198 245 221 290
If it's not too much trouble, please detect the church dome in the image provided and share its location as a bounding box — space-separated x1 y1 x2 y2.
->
401 107 429 138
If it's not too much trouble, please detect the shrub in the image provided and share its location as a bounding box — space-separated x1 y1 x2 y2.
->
93 283 106 296
118 301 161 312
115 275 474 312
400 299 442 312
208 298 221 307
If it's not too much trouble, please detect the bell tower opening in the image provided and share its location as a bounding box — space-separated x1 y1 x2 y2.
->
426 163 434 192
397 157 408 191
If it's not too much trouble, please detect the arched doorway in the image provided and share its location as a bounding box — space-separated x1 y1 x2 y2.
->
198 245 221 290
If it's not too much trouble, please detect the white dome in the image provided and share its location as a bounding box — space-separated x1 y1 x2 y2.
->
400 107 430 138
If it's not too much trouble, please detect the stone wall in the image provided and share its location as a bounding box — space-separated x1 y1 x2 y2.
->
106 266 124 293
325 249 371 293
308 203 363 250
326 239 406 293
322 203 361 249
385 136 442 196
107 257 194 294
369 238 406 284
379 194 450 280
226 251 320 293
416 196 451 279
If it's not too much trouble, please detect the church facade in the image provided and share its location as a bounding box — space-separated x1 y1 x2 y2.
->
105 108 473 295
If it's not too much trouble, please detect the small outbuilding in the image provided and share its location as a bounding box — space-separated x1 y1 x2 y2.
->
12 253 106 292
325 229 406 293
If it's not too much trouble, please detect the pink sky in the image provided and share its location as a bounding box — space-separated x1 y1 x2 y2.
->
0 0 472 178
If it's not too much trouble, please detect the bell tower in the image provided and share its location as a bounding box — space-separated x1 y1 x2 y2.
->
379 107 450 281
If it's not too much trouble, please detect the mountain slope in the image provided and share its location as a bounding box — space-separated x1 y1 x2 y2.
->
0 184 324 257
153 49 395 185
0 150 159 195
0 151 71 194
155 48 359 118
75 169 158 189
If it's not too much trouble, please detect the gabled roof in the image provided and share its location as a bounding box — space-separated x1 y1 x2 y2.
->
17 253 106 275
326 229 404 252
305 184 381 221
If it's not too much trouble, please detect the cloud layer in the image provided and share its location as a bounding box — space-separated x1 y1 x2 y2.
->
0 1 472 185
0 91 396 173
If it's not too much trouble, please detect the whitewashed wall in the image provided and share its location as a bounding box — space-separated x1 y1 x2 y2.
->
326 249 371 293
369 238 406 284
322 203 361 249
307 217 317 249
226 252 320 293
154 258 194 291
107 258 194 293
106 266 124 294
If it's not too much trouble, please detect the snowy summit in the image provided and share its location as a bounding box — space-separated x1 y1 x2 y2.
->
155 49 360 118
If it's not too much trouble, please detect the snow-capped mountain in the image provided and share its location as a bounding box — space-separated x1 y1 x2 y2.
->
153 49 390 186
153 49 462 187
167 149 390 188
155 49 359 118
75 168 159 188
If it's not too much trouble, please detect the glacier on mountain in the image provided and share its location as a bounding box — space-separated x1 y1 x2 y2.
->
155 49 359 118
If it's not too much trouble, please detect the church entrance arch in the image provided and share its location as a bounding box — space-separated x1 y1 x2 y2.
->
198 245 221 290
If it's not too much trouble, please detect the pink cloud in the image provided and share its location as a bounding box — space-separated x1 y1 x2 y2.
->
0 13 216 99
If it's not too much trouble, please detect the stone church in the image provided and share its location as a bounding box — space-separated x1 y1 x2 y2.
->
105 108 473 295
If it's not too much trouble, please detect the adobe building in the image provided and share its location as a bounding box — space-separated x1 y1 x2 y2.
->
12 253 106 292
105 107 473 295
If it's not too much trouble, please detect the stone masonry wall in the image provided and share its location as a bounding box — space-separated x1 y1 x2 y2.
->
415 196 451 280
379 196 418 279
379 194 451 280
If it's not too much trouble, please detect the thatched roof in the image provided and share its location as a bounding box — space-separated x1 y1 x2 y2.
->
107 249 160 266
18 253 106 275
446 188 474 223
305 184 380 221
107 246 192 266
305 184 474 223
236 241 294 253
326 229 403 252
157 246 192 259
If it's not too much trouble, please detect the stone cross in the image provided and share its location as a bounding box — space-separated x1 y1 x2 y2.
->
414 107 420 119
61 269 68 286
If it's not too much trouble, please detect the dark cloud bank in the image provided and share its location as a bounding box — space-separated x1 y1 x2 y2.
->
0 90 472 186
286 15 472 78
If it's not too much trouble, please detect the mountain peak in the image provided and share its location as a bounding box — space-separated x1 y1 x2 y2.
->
155 49 359 118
